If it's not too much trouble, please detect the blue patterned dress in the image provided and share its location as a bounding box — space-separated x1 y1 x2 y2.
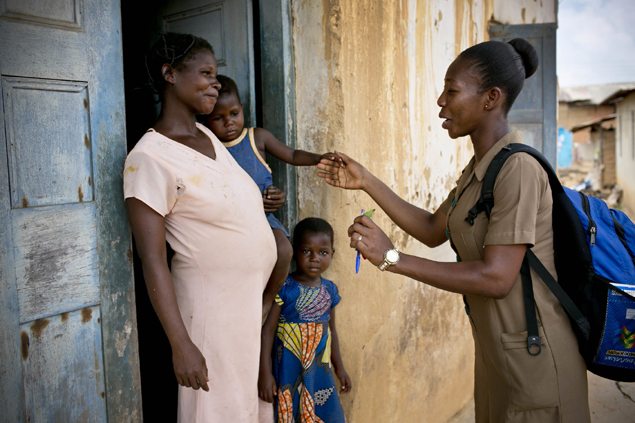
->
273 276 346 423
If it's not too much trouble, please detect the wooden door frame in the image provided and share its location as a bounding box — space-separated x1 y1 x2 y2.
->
259 0 297 231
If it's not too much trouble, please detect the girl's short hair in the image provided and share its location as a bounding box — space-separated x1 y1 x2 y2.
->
216 75 241 102
458 38 539 114
145 32 214 99
293 218 334 249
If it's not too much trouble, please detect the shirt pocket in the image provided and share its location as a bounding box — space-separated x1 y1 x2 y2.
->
500 326 560 412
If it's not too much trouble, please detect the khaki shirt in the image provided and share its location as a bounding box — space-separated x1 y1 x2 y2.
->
438 132 590 423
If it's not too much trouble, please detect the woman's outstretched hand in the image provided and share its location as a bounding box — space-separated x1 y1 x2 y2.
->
172 340 210 391
348 215 394 267
317 151 367 190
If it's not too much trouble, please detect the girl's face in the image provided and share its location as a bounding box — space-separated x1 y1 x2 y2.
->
207 94 245 141
437 58 488 139
169 49 221 115
295 232 334 279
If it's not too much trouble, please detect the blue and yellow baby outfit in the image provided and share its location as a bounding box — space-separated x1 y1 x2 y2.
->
220 127 289 236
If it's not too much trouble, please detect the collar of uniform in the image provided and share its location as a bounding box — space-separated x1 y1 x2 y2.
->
454 157 476 197
473 131 524 182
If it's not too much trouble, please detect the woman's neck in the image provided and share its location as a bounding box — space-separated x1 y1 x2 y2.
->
154 99 199 138
469 118 511 162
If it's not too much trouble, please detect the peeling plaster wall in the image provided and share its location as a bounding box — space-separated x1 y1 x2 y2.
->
291 0 556 421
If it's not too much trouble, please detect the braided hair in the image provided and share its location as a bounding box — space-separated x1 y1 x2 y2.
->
458 38 539 114
145 32 214 100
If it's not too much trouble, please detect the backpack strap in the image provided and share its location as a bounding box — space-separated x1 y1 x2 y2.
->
520 255 542 355
465 145 512 225
466 143 590 354
526 250 591 340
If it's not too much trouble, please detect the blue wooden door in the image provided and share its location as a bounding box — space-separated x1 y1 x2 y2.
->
0 1 141 421
490 23 558 167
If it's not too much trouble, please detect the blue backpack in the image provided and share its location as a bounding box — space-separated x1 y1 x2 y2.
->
466 143 635 382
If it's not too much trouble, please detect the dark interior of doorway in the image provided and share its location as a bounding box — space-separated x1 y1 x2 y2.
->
121 1 263 420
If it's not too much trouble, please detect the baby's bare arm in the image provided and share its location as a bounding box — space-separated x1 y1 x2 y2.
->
254 127 328 166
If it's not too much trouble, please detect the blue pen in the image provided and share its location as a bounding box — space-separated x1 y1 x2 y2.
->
356 209 364 273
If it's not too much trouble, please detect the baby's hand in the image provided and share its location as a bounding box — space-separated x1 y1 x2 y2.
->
319 152 341 164
263 185 286 213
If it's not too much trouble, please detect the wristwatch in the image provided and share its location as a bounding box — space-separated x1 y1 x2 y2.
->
378 248 400 271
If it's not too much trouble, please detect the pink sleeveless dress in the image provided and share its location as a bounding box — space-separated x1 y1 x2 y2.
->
124 123 276 422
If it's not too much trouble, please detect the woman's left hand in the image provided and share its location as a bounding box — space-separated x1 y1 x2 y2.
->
348 215 394 267
263 185 286 213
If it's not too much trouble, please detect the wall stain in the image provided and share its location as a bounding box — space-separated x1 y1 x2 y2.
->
521 7 526 23
61 312 69 323
81 307 93 323
83 98 88 109
101 392 105 399
88 176 92 186
84 134 90 149
126 247 133 263
97 317 101 324
454 0 476 56
21 197 29 208
30 318 50 339
78 185 84 202
21 331 29 360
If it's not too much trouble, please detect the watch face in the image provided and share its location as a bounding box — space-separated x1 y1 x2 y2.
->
386 249 399 262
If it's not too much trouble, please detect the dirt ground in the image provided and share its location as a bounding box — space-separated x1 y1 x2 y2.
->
558 160 595 188
446 373 635 423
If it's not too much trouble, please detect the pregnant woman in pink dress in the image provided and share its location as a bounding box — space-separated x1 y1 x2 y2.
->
124 33 277 422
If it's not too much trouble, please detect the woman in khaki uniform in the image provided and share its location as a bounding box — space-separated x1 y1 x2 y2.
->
317 39 590 422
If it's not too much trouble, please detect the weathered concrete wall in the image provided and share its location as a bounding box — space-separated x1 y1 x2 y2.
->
291 1 556 421
616 94 635 216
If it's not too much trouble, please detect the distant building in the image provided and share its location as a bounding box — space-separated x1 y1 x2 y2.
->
601 87 635 215
558 84 620 155
570 114 616 186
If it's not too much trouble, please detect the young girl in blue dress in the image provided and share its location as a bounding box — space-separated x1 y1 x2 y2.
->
258 217 351 423
206 76 334 322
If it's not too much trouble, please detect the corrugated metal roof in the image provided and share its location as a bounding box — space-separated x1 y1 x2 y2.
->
559 82 635 105
600 88 635 105
571 113 616 132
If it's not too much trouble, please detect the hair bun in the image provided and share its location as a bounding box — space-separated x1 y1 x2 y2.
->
508 38 539 79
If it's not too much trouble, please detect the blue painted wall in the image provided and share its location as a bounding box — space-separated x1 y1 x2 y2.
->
558 126 574 169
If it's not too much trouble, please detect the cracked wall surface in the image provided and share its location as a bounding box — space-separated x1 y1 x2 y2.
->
291 0 556 421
